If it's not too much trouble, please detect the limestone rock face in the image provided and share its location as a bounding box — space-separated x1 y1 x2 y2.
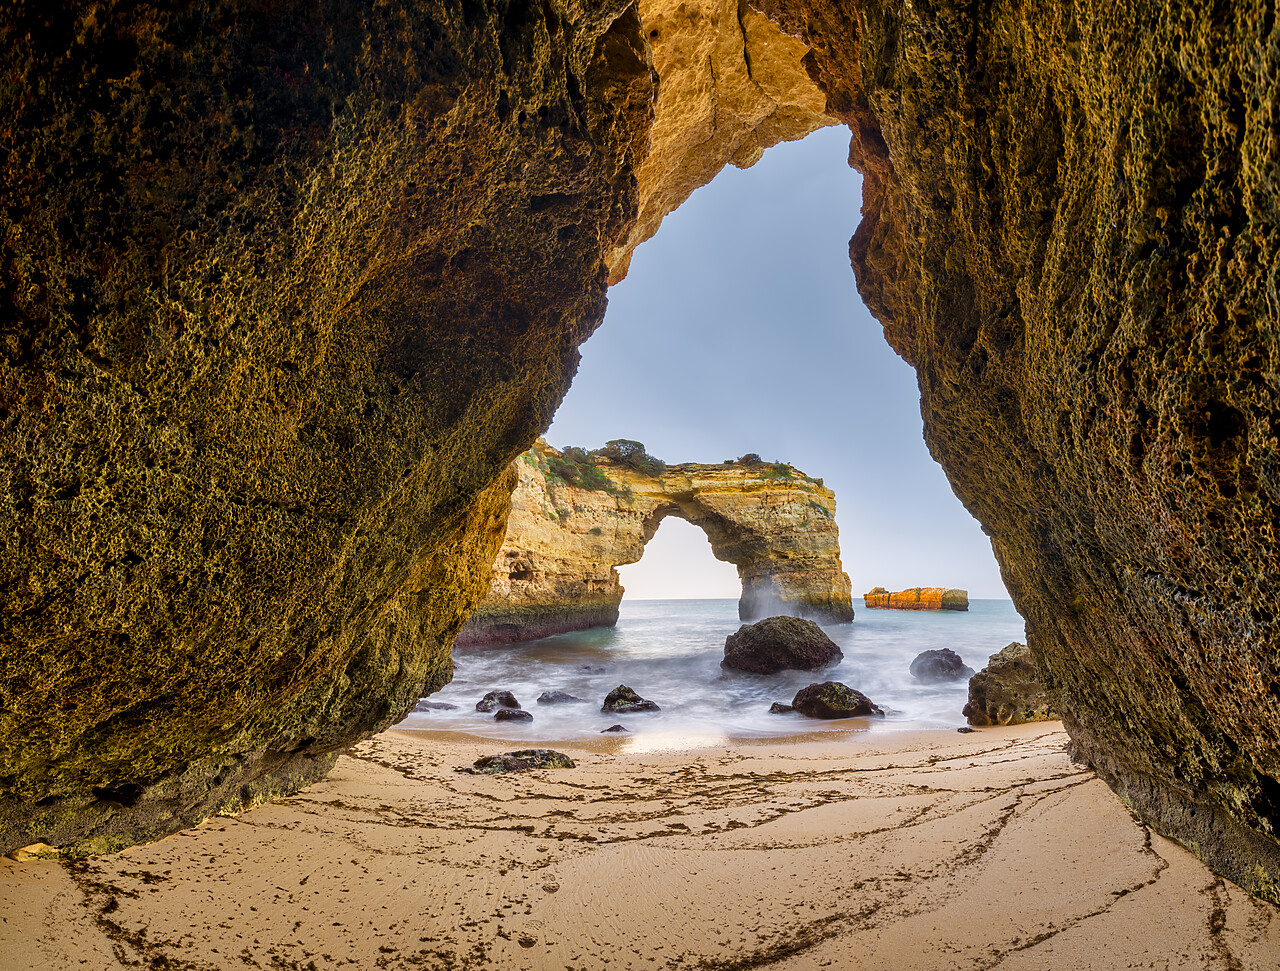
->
864 587 969 611
6 0 1280 902
605 0 835 280
0 1 653 856
457 441 855 645
964 643 1057 728
761 0 1280 896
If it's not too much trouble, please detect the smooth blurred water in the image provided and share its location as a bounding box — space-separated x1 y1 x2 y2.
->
399 598 1026 740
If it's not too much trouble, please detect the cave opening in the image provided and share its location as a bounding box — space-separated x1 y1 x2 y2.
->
546 125 1009 602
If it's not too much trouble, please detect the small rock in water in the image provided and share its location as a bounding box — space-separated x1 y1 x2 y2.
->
721 616 843 674
792 681 884 719
601 724 630 733
413 700 459 712
768 702 795 715
476 690 521 712
494 708 533 722
537 691 587 705
909 648 974 682
459 750 575 774
601 684 660 713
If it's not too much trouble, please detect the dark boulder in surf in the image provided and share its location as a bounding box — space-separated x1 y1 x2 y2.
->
909 649 974 683
722 616 843 674
601 685 660 714
477 691 521 713
792 682 884 719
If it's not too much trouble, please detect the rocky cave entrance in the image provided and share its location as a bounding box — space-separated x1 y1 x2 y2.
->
546 125 1006 605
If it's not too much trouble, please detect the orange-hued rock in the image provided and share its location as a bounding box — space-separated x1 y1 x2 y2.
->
863 587 969 611
457 441 854 645
605 0 835 281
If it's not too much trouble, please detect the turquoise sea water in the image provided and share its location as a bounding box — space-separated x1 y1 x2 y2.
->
399 598 1027 741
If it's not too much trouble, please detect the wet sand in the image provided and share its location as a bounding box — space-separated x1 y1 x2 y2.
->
2 723 1277 969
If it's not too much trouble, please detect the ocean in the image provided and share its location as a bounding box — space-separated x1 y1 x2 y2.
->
400 598 1027 742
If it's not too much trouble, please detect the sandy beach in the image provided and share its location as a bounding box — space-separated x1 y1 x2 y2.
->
2 723 1277 970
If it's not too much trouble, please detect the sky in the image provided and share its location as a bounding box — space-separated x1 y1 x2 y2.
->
545 124 1010 601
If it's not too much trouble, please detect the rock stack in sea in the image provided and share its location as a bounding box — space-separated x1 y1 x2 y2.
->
964 643 1057 727
864 587 969 611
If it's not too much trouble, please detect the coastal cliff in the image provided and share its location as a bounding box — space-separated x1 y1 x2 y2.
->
2 0 1279 901
864 587 968 611
457 440 854 645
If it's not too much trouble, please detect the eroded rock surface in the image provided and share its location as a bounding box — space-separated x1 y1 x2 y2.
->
0 0 653 856
722 615 843 674
761 0 1280 897
456 440 855 645
864 587 969 611
604 0 835 280
964 643 1057 728
4 0 1280 902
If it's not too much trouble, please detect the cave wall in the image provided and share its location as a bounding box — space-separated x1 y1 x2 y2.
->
456 440 854 645
4 0 1280 903
0 0 654 855
760 0 1280 898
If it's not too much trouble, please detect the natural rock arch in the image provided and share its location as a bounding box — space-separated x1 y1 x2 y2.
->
457 440 854 646
2 0 1279 904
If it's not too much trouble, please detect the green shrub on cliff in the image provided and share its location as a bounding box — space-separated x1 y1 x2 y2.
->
595 439 667 478
760 461 794 480
547 447 613 490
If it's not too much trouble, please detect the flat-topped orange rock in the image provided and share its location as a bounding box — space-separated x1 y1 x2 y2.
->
864 587 969 611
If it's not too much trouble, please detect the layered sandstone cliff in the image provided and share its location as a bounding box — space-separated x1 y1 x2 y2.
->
457 440 854 645
864 587 968 611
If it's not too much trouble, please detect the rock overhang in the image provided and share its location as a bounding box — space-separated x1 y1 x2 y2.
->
0 0 1278 906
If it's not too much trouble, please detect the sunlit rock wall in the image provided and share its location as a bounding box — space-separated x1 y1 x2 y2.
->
457 440 854 645
762 0 1280 898
605 0 835 280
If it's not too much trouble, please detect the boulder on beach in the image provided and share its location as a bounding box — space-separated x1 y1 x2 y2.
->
964 642 1057 726
909 648 975 682
601 685 660 714
537 691 587 705
792 681 884 719
768 702 795 715
494 708 533 722
476 690 521 712
460 750 575 774
721 616 843 674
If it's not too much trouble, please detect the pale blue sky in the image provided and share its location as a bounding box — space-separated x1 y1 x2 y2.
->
546 125 1010 601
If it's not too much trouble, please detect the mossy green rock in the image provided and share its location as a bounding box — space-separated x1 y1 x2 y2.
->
963 643 1057 727
0 0 652 855
764 0 1280 898
463 750 575 775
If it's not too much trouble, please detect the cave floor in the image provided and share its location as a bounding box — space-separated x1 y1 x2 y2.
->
2 724 1277 970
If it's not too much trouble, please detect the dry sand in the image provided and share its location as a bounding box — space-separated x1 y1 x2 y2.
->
2 722 1277 970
